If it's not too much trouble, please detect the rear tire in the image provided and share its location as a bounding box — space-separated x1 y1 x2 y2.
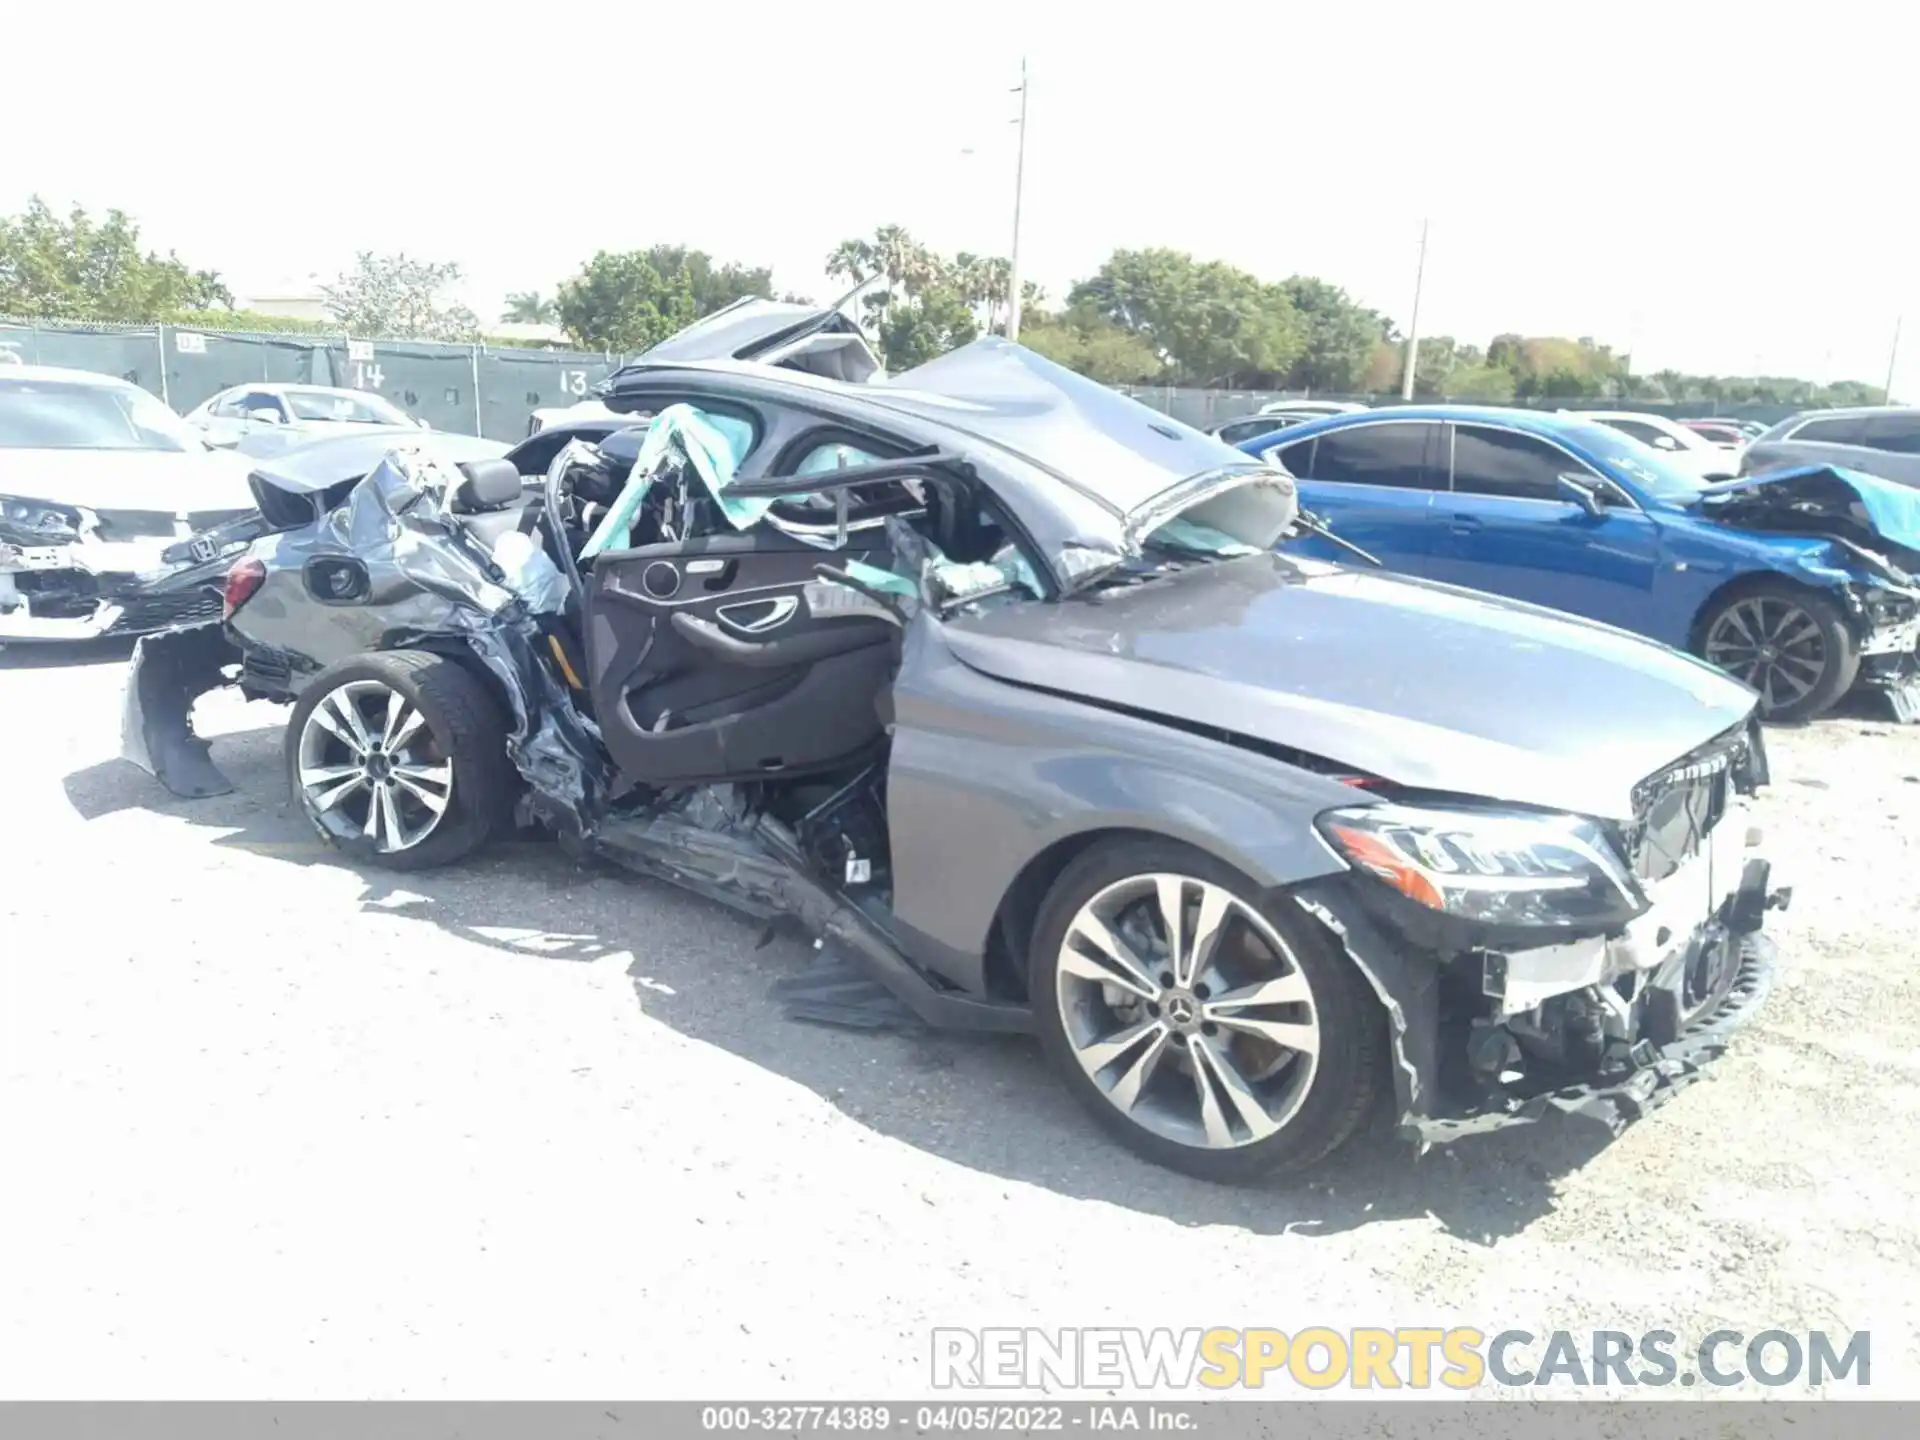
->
1030 838 1383 1182
285 650 512 871
1696 581 1857 723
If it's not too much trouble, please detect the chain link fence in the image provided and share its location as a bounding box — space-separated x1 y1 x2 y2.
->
1 319 1803 442
0 319 626 442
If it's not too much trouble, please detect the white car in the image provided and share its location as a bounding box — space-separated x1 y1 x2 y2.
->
1570 410 1741 481
1 366 258 640
525 398 619 437
184 383 426 456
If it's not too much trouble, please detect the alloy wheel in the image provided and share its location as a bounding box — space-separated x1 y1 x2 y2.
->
1053 873 1321 1150
296 679 455 854
1703 596 1828 714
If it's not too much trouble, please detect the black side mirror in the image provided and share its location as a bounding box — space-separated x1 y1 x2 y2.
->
1556 473 1606 517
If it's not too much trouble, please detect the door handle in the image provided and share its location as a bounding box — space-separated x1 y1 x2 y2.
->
717 595 798 635
1449 513 1484 534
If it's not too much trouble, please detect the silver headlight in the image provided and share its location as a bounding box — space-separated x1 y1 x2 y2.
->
1318 802 1643 930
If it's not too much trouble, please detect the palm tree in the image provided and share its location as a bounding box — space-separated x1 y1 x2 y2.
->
952 253 1010 333
824 239 877 286
501 291 557 325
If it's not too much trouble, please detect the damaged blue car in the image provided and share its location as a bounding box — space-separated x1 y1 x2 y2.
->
1239 407 1920 722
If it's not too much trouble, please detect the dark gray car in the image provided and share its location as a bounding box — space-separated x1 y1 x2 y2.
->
121 330 1787 1181
1743 406 1920 487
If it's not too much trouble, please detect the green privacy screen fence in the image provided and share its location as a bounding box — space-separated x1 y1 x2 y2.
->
0 319 624 442
1 319 1803 442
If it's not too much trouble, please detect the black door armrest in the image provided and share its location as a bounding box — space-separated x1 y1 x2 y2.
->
669 610 886 668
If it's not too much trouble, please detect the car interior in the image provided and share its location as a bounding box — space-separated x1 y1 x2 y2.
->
443 407 1030 795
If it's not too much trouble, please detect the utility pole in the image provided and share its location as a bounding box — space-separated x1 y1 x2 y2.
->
1006 59 1030 343
1885 316 1902 404
1399 219 1428 401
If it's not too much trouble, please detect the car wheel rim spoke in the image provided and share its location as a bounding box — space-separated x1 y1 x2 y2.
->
296 679 455 854
383 693 428 752
375 782 409 852
1768 660 1814 702
1773 615 1818 649
301 766 367 811
1105 1028 1171 1112
1204 971 1313 1017
392 763 453 815
1055 873 1320 1151
1061 911 1163 1003
1192 1036 1281 1143
310 694 369 757
1182 882 1232 989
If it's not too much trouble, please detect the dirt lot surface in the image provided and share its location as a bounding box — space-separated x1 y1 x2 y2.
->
3 639 1917 1401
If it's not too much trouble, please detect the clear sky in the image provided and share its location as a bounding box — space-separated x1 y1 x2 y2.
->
5 0 1913 392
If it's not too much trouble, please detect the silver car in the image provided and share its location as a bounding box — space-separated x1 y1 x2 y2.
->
183 383 426 456
126 315 1788 1181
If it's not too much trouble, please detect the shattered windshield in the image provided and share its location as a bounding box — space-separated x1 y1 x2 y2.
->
0 378 198 451
1074 470 1295 588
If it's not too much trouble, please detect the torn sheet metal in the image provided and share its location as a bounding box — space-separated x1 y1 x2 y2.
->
1416 935 1776 1145
1291 887 1433 1133
120 622 241 797
124 444 613 825
1697 465 1920 565
490 529 569 615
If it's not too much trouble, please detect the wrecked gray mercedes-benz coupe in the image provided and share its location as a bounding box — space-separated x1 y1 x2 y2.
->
122 325 1789 1180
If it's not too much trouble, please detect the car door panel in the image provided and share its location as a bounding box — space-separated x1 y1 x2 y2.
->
1270 422 1445 573
1427 424 1666 634
584 528 898 787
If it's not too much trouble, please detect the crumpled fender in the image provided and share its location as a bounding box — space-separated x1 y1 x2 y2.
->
120 622 241 798
1697 464 1920 562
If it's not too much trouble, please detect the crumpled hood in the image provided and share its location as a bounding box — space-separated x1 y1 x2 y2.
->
0 447 256 513
941 553 1757 822
1693 465 1920 558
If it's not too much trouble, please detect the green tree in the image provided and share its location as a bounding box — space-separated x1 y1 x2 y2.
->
322 252 480 341
500 291 557 324
1443 364 1518 402
825 225 946 342
1020 308 1163 384
1278 276 1386 392
555 246 771 352
877 284 979 370
1068 248 1303 386
0 197 233 320
1412 335 1459 396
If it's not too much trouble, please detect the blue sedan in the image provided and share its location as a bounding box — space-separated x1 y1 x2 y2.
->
1235 405 1920 722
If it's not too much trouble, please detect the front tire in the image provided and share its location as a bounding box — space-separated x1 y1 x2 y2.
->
1697 581 1858 723
1030 838 1383 1182
286 650 512 871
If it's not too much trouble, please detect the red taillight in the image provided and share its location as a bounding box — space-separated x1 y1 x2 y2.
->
222 558 266 618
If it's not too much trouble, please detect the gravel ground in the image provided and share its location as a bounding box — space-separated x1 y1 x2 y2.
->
2 638 1917 1402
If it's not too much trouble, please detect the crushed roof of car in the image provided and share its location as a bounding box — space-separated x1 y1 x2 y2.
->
609 337 1271 519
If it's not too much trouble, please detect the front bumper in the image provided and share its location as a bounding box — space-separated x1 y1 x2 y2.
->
1294 804 1785 1149
0 539 225 641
